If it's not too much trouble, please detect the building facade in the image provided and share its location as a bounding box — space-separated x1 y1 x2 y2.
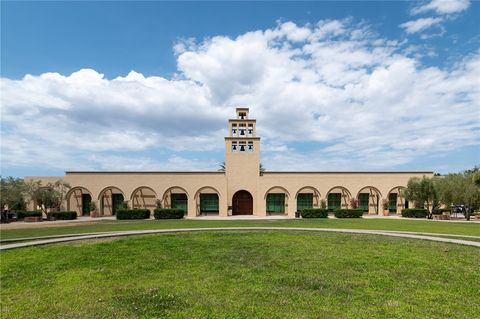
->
26 108 433 217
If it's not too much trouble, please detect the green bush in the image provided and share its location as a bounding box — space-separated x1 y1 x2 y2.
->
401 208 428 218
16 211 42 219
47 211 77 220
154 208 184 219
301 209 329 218
334 209 363 218
116 209 151 220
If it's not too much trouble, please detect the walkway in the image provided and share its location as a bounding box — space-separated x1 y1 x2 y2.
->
1 227 479 250
2 215 478 230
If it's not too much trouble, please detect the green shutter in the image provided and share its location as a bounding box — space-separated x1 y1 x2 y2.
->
297 193 313 211
200 194 219 213
171 193 188 214
266 193 285 213
358 193 369 211
389 193 398 213
328 193 341 211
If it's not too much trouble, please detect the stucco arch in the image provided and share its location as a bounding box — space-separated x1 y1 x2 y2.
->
326 186 352 209
131 186 157 210
264 186 290 200
295 186 321 199
356 186 382 215
195 186 221 216
162 186 190 208
264 186 290 215
387 186 408 213
98 186 125 216
295 186 321 209
388 186 406 196
66 186 92 215
194 186 221 200
98 186 125 200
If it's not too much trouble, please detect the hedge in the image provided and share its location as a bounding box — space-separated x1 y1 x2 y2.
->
47 211 77 220
154 208 184 219
301 209 328 218
401 208 428 218
16 211 42 219
334 209 363 218
116 209 151 220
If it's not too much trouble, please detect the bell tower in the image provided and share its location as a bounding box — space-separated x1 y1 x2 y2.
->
224 108 261 215
224 107 260 176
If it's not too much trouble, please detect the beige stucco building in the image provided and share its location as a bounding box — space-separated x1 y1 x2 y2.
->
26 108 433 218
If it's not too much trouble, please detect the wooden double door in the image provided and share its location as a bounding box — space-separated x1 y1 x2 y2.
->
232 190 253 215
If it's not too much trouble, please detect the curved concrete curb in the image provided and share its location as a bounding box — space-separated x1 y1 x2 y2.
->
1 227 480 250
2 229 479 244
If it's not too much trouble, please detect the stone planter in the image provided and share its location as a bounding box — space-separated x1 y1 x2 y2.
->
433 214 450 220
24 216 43 222
383 210 390 216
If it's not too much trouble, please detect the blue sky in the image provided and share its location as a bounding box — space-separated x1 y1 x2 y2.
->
1 1 479 177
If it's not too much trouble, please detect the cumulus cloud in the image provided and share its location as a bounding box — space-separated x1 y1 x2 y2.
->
400 17 444 34
1 19 479 173
412 0 470 15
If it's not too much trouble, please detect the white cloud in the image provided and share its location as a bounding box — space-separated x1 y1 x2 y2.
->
412 0 470 15
400 17 444 34
401 0 471 36
1 19 479 174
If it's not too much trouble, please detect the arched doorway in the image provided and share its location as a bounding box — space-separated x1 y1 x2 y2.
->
195 186 221 216
232 190 253 215
357 186 382 215
326 186 351 211
162 186 189 215
98 186 125 216
387 186 408 214
264 186 290 215
67 187 92 216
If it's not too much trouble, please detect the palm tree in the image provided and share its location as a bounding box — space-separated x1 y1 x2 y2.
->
218 162 226 172
260 163 266 175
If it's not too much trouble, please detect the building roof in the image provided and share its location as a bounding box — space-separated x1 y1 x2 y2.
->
65 171 225 174
263 171 434 174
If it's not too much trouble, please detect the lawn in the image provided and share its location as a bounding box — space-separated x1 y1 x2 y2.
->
1 231 479 318
1 218 479 240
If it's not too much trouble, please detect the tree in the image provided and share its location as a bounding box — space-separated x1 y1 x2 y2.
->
23 180 71 215
259 163 266 174
218 162 226 172
52 180 71 211
436 169 480 221
403 176 439 218
0 177 27 211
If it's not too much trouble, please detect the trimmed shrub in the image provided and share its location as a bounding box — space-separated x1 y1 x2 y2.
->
301 209 328 218
401 208 428 218
47 211 77 220
334 209 363 218
16 211 42 219
116 209 151 220
154 208 184 219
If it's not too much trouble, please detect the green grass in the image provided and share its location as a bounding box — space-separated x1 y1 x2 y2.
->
1 231 479 318
1 218 479 240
